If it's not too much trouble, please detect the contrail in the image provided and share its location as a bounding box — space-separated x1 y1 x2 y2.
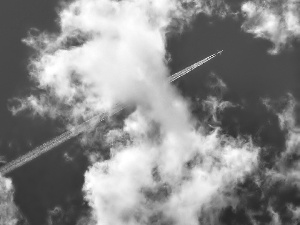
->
0 51 223 176
168 50 222 82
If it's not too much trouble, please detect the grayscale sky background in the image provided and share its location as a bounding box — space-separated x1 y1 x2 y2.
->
0 0 300 225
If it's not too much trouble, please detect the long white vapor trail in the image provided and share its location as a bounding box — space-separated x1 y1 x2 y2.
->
168 50 222 82
0 51 222 176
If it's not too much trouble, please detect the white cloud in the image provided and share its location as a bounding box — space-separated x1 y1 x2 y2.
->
241 0 300 54
0 176 24 225
84 125 258 225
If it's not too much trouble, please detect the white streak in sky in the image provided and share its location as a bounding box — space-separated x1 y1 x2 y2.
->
0 52 220 176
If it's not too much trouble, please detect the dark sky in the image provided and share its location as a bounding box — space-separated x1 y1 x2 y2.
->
0 0 300 225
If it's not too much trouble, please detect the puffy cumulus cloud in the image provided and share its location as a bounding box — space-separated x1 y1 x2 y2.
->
15 0 234 124
81 69 258 225
18 0 177 124
0 176 25 225
84 121 258 225
241 0 300 54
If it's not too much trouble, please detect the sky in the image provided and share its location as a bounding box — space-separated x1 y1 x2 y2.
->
0 0 300 225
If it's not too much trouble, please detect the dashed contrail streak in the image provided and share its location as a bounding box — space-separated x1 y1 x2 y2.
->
0 50 223 176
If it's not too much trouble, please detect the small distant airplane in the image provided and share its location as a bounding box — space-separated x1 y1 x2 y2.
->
217 50 223 55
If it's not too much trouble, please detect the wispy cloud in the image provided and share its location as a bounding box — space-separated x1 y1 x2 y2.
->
241 0 300 54
233 95 300 224
178 0 300 54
